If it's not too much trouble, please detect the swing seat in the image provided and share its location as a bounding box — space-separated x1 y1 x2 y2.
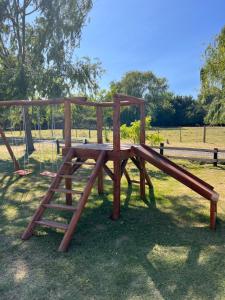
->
40 171 57 178
14 169 33 176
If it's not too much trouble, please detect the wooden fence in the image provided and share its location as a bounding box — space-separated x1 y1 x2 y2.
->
154 143 225 166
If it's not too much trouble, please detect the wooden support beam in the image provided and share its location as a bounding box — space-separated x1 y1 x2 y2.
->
124 168 132 185
112 97 121 219
103 164 114 180
64 100 72 205
210 201 217 230
96 106 104 194
0 128 20 171
139 102 146 199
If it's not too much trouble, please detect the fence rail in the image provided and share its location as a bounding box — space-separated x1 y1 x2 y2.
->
153 143 225 166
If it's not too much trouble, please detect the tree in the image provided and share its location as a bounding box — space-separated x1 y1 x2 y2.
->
0 0 103 152
110 71 172 125
199 26 225 125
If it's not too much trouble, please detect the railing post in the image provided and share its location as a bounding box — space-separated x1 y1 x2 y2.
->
56 139 60 155
96 106 104 194
213 148 218 167
140 102 146 199
160 142 164 155
203 126 206 143
64 100 72 205
112 96 121 220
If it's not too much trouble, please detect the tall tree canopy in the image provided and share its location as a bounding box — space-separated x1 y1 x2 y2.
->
109 71 171 124
199 26 225 125
0 0 103 151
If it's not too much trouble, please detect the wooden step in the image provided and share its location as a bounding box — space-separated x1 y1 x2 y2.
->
59 175 91 179
42 204 77 211
65 162 96 166
35 219 68 230
131 180 148 185
51 188 83 195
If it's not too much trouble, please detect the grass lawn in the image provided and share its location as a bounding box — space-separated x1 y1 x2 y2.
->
0 142 225 299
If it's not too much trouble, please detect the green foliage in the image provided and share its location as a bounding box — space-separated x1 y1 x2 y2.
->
0 0 103 100
110 71 171 124
120 116 163 145
199 26 225 124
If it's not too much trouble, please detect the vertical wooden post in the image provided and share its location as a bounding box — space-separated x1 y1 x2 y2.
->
140 103 146 199
213 148 218 167
64 100 72 205
179 127 182 143
160 142 164 155
112 97 121 219
210 201 217 230
203 126 206 143
96 106 104 194
56 139 60 155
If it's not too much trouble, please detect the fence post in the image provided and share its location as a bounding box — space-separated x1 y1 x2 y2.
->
213 148 218 167
56 139 60 155
203 126 206 143
89 128 91 138
160 142 164 155
179 127 182 143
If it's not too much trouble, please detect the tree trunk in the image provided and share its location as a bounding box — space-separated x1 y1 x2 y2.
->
23 106 35 154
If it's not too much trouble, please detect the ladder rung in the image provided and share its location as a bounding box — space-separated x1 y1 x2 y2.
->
42 204 77 211
35 219 68 230
131 180 148 185
65 162 96 166
59 175 91 179
51 188 83 195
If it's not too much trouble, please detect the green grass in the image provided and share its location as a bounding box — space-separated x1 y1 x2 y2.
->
0 143 225 299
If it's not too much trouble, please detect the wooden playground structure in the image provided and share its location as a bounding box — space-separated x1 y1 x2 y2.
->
0 94 219 252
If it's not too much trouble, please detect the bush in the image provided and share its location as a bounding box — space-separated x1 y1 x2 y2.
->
120 116 163 145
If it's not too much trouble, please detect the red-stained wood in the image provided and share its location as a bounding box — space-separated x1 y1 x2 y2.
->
96 106 104 194
139 102 146 198
132 145 219 202
64 100 72 205
112 96 121 219
58 150 106 252
0 128 20 171
22 148 76 240
210 201 217 230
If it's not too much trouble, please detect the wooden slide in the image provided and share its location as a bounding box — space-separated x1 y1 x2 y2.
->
132 144 219 229
132 144 219 202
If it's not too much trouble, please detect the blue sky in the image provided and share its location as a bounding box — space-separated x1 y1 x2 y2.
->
76 0 225 98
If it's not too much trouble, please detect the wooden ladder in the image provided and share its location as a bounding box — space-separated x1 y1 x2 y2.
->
22 149 106 252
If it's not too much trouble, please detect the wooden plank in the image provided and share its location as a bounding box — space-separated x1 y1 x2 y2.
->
51 188 83 195
152 146 215 153
64 100 72 205
42 204 77 212
133 145 219 202
112 96 121 219
103 164 114 180
96 106 104 194
114 93 145 104
21 148 75 240
210 201 217 230
35 220 68 231
58 151 106 252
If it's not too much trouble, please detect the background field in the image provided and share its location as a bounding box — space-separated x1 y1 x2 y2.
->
3 126 225 149
0 129 225 299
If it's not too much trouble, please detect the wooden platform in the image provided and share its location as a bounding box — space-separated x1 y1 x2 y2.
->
63 143 134 160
